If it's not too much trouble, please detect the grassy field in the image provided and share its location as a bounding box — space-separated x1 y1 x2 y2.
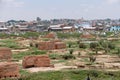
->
1 32 120 80
4 70 120 80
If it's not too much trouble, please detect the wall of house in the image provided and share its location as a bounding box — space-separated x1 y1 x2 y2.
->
110 26 120 31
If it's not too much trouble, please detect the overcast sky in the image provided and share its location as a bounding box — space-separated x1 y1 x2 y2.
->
0 0 120 21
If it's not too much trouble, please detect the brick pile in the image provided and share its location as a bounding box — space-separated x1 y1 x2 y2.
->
53 39 62 42
55 42 66 49
0 62 20 78
0 47 12 60
38 41 55 50
44 32 56 39
38 40 66 50
22 55 51 68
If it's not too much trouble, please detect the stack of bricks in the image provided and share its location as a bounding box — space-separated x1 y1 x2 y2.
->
44 32 56 39
38 40 66 50
0 62 20 78
53 39 62 42
0 47 12 60
22 55 51 68
55 42 66 49
0 47 20 78
38 41 55 50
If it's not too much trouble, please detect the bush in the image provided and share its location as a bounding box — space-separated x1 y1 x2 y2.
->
35 43 38 48
90 43 99 49
30 43 33 47
67 41 77 48
49 54 61 59
68 43 72 48
89 56 96 63
69 49 74 54
78 52 81 57
116 48 120 57
62 53 75 60
100 41 115 49
108 43 115 49
79 43 86 49
89 70 99 78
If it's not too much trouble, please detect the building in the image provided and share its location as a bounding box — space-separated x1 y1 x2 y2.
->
109 24 120 32
48 24 77 32
76 22 96 31
0 22 8 32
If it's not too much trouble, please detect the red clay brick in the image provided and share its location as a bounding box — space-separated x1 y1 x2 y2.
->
22 55 51 68
0 62 20 78
38 40 66 50
55 42 66 49
44 32 56 39
0 47 12 60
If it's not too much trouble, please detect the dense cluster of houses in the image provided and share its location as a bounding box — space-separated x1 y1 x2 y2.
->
0 18 120 34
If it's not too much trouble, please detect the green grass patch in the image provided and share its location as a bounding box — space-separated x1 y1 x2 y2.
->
13 50 47 60
0 39 22 49
4 70 120 80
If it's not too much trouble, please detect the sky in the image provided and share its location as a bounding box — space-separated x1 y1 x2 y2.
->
0 0 120 21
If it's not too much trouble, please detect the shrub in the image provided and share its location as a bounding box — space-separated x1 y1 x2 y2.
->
68 43 72 48
90 43 99 49
78 52 81 57
35 43 38 48
67 41 77 48
49 54 61 59
69 49 74 54
108 43 115 49
62 53 75 60
89 70 99 78
100 41 115 49
116 48 120 57
29 43 33 47
89 56 96 63
79 43 86 49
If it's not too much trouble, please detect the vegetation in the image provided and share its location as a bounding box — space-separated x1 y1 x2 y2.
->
79 43 86 49
57 32 81 39
1 31 120 80
62 53 75 60
67 41 78 48
69 49 74 54
0 39 22 49
13 50 47 60
90 42 99 49
49 54 61 59
4 70 120 80
19 32 40 38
